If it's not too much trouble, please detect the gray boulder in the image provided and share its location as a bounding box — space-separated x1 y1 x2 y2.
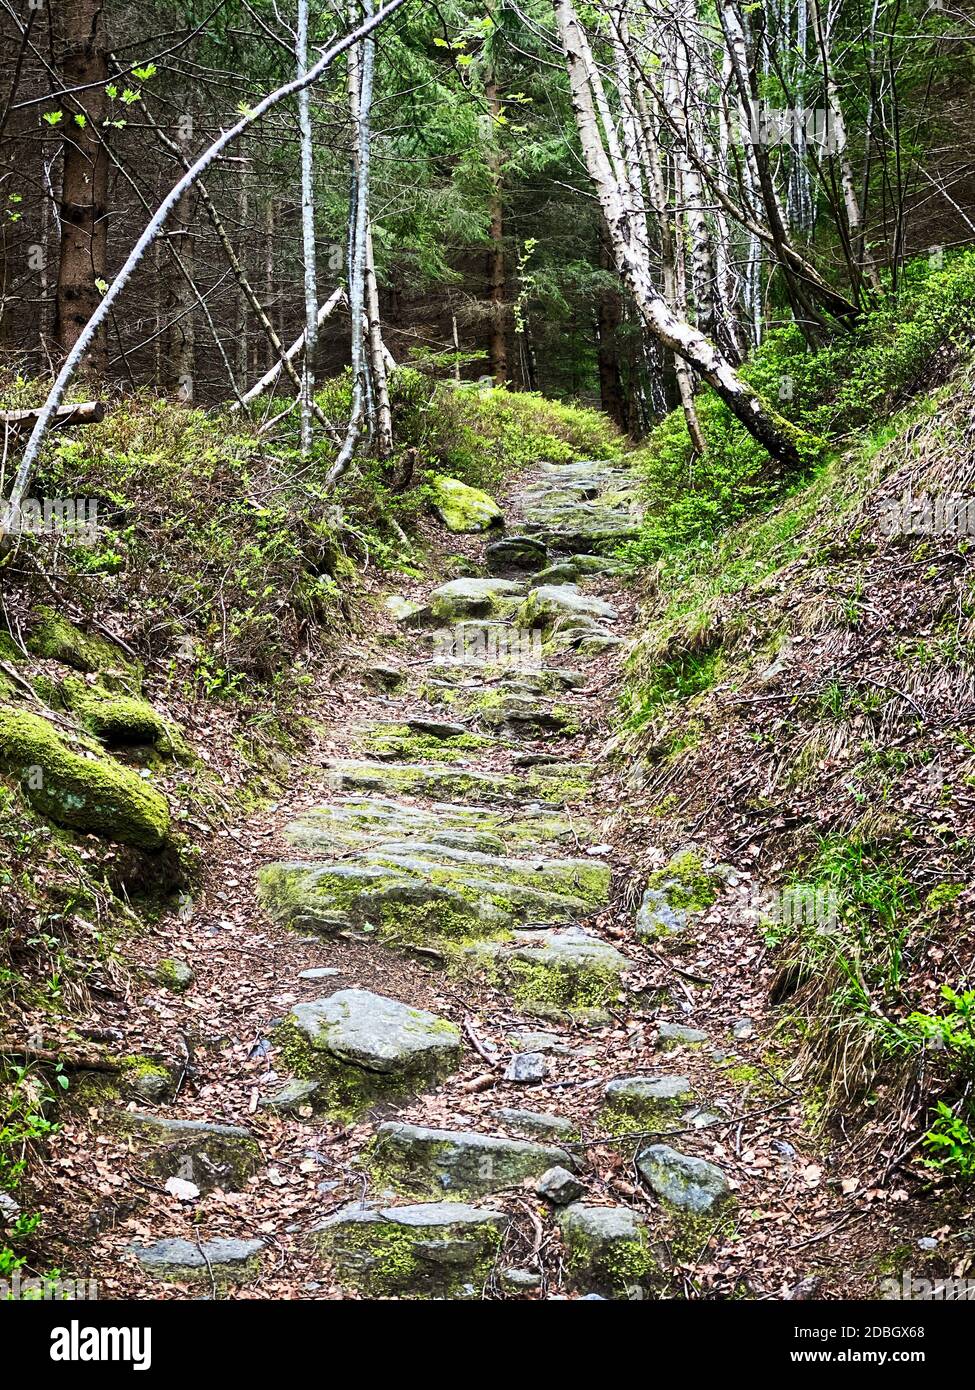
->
371 1120 576 1198
636 1143 732 1214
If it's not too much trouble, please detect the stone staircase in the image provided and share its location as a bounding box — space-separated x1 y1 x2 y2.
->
124 458 735 1300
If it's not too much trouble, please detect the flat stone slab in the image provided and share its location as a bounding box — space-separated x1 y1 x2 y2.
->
322 759 590 806
558 1204 656 1297
428 577 526 622
314 1201 508 1298
258 836 610 945
519 584 618 631
121 1114 262 1194
283 794 579 856
485 535 549 573
496 1108 577 1141
636 1143 732 1214
602 1076 693 1123
276 989 461 1120
129 1237 263 1283
492 927 632 1010
371 1120 576 1197
656 1023 708 1049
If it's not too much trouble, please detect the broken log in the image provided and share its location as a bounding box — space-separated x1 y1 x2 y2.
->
0 400 105 430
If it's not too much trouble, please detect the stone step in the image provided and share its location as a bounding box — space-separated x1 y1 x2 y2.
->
466 925 632 1013
370 1120 577 1198
427 577 527 623
518 584 618 630
274 989 462 1121
314 1201 509 1299
118 1113 262 1194
129 1237 264 1286
324 758 591 805
601 1075 694 1128
282 793 582 855
557 1204 656 1298
636 1144 733 1215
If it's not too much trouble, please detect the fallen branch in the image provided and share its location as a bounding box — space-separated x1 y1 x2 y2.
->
0 401 104 430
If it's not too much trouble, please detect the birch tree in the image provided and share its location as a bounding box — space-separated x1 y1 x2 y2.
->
2 0 409 531
555 0 814 470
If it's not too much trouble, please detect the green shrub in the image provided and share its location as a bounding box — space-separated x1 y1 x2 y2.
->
625 250 975 557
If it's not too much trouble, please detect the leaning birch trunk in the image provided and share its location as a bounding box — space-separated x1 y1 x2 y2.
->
297 0 320 455
555 0 812 471
2 0 408 532
365 224 393 457
636 88 706 453
327 3 376 487
236 288 344 407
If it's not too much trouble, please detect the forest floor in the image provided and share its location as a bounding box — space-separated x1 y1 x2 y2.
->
26 454 939 1301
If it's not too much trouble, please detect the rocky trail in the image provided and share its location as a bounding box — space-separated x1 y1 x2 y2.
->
46 457 896 1301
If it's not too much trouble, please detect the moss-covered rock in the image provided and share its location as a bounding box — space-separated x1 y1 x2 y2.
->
274 989 462 1122
128 1237 263 1286
119 1113 262 1194
314 1201 508 1298
600 1075 693 1132
59 677 176 751
427 474 503 533
155 958 194 993
28 607 141 685
558 1203 658 1298
0 707 169 849
636 1143 732 1214
369 1120 576 1199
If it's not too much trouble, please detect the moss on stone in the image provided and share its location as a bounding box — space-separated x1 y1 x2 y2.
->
648 851 719 911
28 607 141 685
508 957 620 1012
59 676 179 752
0 706 170 849
273 1017 458 1123
426 474 503 533
316 1212 503 1299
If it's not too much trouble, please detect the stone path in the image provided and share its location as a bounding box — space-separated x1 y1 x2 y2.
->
119 459 772 1299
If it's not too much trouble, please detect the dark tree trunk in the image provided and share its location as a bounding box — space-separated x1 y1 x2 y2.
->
596 239 626 429
53 0 109 376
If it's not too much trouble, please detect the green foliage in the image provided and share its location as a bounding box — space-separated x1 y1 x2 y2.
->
625 251 975 557
881 988 975 1178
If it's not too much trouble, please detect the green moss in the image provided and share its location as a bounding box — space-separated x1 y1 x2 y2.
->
155 958 193 993
359 724 493 763
273 1018 458 1123
648 851 718 911
425 474 503 533
0 630 21 662
59 677 180 752
561 1224 657 1295
316 1215 502 1299
28 607 140 686
0 707 170 849
508 958 620 1012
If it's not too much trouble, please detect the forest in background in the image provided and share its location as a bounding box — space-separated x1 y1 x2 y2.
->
1 0 972 442
2 0 975 1320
